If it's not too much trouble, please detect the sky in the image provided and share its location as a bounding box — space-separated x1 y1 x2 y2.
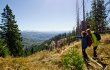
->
0 0 92 32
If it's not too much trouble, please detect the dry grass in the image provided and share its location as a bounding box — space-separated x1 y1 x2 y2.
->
0 51 63 70
101 34 110 44
0 34 110 70
0 42 81 70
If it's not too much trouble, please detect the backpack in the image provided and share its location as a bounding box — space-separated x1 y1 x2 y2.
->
94 32 101 41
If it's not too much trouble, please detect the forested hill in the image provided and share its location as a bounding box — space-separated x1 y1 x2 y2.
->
21 31 69 48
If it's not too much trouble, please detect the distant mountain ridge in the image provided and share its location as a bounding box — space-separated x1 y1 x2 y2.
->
21 31 69 48
21 31 67 40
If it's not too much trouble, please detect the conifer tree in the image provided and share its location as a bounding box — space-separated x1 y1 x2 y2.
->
0 5 23 56
91 0 107 33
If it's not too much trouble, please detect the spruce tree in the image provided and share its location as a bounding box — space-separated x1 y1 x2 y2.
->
91 0 107 33
96 0 107 33
0 5 23 56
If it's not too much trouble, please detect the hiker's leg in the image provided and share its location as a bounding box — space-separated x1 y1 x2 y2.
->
93 46 97 58
84 49 89 59
82 49 84 56
83 49 89 62
82 49 86 58
82 49 86 62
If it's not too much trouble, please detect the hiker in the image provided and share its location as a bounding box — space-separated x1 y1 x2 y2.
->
76 31 89 61
86 30 92 47
86 29 100 59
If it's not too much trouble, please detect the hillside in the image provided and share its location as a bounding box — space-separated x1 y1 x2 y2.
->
21 31 62 48
0 34 110 70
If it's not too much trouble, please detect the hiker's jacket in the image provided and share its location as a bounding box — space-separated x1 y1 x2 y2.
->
91 31 99 47
87 35 92 47
76 36 87 49
82 36 87 49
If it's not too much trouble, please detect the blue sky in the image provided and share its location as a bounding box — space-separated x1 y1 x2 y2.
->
0 0 92 32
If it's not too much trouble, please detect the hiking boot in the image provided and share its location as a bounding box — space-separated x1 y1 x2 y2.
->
93 57 97 60
85 58 90 62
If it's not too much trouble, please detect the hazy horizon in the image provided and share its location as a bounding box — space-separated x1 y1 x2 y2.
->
21 30 72 33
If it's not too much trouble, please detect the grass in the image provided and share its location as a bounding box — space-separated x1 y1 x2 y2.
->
0 34 110 70
0 50 64 70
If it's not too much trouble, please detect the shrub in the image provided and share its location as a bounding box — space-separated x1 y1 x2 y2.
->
1 46 10 57
61 47 84 70
0 39 10 57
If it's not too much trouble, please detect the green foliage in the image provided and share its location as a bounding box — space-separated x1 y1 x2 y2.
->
0 5 23 56
86 12 95 30
61 47 84 70
0 39 10 57
1 46 10 57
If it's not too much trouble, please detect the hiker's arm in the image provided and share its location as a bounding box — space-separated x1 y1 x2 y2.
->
75 36 82 39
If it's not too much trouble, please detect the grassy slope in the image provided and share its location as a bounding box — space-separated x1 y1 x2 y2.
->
0 42 81 70
0 34 110 70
